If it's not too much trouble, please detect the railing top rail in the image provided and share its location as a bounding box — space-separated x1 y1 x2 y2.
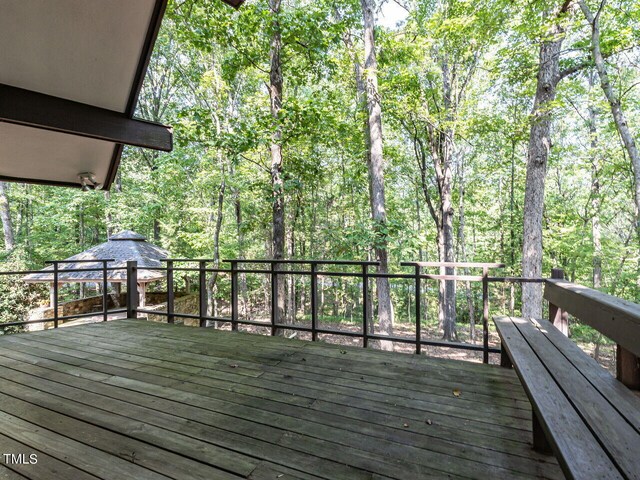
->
544 279 640 357
401 261 506 269
222 259 380 266
45 259 115 264
25 267 129 274
1 266 127 276
161 259 217 263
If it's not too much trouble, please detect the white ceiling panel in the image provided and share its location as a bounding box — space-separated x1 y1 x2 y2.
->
0 122 115 186
0 0 168 189
0 0 156 111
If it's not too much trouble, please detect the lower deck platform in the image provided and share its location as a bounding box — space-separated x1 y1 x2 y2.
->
0 319 562 479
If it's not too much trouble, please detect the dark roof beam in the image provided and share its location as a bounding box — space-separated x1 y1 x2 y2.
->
0 84 172 152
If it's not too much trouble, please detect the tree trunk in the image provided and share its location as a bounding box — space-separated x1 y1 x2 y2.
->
361 0 394 350
588 74 603 289
579 0 640 242
153 219 160 242
104 190 114 238
207 175 225 323
286 206 297 322
233 176 248 316
509 138 517 267
457 158 475 342
440 56 457 340
0 182 15 251
269 0 287 333
521 3 570 318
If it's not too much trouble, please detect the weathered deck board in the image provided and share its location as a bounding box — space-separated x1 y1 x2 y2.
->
0 320 563 479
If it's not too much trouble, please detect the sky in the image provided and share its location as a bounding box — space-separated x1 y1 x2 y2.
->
378 1 409 29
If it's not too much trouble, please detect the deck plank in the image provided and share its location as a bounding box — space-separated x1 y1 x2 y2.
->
0 390 242 480
60 326 530 403
0 346 546 468
0 365 369 480
10 332 533 424
0 433 99 480
0 320 563 479
1 332 535 441
0 465 28 480
24 327 532 417
0 411 172 480
0 354 555 480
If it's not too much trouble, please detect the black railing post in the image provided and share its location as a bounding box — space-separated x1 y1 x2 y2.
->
126 261 138 319
102 260 108 322
270 261 277 336
415 265 421 355
199 260 207 327
53 262 59 328
230 260 238 331
167 260 175 324
482 266 489 364
311 263 318 341
362 264 369 348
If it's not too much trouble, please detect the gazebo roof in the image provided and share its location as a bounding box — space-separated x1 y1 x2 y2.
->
23 230 169 284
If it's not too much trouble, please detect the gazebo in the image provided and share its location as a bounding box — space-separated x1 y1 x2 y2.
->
23 230 169 307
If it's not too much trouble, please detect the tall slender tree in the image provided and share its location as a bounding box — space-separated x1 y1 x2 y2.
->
579 0 640 242
522 1 573 318
361 0 394 348
269 0 287 330
587 73 603 289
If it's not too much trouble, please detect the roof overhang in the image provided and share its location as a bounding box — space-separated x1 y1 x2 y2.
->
0 0 172 190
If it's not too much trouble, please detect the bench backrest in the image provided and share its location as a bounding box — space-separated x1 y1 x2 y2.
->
544 279 640 357
544 279 640 389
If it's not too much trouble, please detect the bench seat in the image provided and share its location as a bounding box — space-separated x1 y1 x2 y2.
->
494 316 640 480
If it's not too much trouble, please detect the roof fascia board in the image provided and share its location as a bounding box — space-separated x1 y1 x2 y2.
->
0 83 172 151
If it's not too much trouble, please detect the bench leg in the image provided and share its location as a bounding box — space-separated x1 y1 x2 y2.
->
500 345 512 368
616 345 640 391
532 412 553 455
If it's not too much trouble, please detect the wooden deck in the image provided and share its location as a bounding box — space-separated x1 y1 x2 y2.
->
0 319 562 480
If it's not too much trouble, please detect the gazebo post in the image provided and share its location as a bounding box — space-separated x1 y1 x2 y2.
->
138 282 146 308
49 282 63 308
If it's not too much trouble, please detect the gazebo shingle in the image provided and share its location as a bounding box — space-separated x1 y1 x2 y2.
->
23 230 169 283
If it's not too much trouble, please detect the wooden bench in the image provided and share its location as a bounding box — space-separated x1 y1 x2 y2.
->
495 316 640 480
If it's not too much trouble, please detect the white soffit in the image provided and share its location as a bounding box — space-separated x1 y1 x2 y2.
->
0 0 165 188
0 123 114 186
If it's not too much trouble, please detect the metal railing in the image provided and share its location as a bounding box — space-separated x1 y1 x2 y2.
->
0 260 126 330
131 259 545 363
1 257 553 364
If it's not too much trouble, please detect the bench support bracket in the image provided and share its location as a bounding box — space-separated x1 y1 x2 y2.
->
500 345 512 368
532 413 553 455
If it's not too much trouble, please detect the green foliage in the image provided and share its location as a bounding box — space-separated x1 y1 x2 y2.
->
1 0 639 325
0 249 48 332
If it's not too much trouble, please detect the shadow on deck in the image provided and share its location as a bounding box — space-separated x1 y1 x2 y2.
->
0 320 562 479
